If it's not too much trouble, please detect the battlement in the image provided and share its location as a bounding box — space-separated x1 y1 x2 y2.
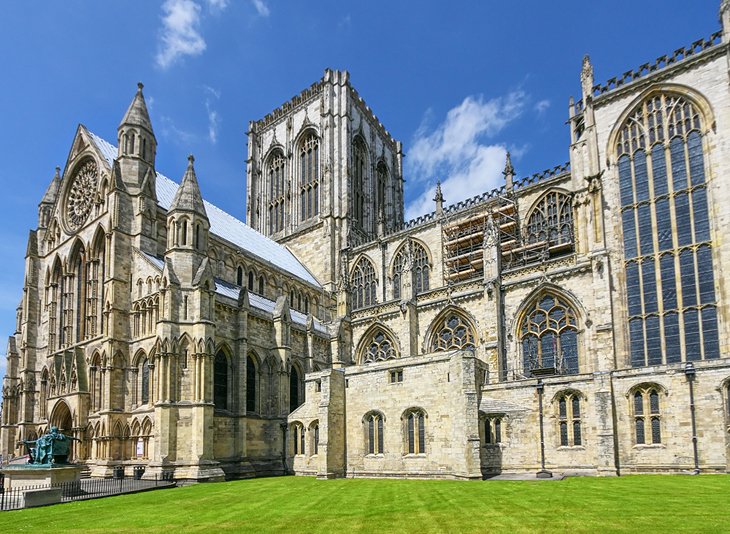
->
253 79 325 130
574 30 723 113
397 162 571 233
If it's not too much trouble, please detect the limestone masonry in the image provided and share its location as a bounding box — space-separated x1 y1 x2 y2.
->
4 4 730 480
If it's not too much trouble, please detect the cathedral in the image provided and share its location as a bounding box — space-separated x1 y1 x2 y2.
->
3 4 730 481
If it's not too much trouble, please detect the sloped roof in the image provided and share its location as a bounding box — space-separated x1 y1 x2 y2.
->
87 131 320 287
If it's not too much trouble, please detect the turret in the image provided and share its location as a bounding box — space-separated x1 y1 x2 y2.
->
503 152 515 191
117 82 157 193
433 181 444 217
165 155 210 282
38 166 61 229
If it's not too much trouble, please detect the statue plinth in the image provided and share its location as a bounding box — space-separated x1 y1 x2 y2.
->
1 464 83 491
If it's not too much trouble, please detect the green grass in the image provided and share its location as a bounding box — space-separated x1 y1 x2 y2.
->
1 475 729 533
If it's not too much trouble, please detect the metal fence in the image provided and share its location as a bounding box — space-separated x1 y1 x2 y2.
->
0 474 175 511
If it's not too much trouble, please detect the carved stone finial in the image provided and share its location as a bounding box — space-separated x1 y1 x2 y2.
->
188 154 195 164
503 152 515 190
434 181 444 216
137 82 144 92
581 55 594 98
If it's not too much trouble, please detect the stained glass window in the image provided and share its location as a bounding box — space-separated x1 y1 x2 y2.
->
365 412 384 454
351 257 377 310
556 392 582 446
526 191 574 256
214 351 228 410
632 385 662 445
353 137 367 231
432 312 476 351
392 242 430 300
362 329 398 364
521 295 578 375
617 93 717 366
267 151 286 234
406 410 426 454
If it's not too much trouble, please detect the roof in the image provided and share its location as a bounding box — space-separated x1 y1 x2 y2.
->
119 83 154 134
214 278 328 334
87 131 320 288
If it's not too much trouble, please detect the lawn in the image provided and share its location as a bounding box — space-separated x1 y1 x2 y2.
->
0 475 728 533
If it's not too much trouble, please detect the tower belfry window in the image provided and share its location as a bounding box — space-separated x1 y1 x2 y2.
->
299 133 319 221
268 151 286 234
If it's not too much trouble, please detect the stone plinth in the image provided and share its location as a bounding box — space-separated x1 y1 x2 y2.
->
1 465 83 490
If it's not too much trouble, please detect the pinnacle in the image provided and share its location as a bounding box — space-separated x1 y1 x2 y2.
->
170 155 207 218
119 82 154 134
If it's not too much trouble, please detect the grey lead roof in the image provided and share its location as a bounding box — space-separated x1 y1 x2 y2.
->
88 131 321 288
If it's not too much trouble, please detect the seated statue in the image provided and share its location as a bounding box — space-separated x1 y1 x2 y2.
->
22 426 80 465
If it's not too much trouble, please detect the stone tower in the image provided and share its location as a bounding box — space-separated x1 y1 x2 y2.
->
246 69 404 292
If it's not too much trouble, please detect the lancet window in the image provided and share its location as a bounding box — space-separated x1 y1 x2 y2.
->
617 93 718 366
361 328 398 364
632 385 662 445
556 391 582 446
431 312 476 352
299 133 319 221
404 409 426 454
351 257 377 310
267 151 286 234
353 137 367 230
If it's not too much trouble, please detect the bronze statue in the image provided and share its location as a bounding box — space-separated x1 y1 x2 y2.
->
22 426 80 465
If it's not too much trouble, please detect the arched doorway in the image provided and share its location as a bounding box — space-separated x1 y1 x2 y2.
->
49 400 76 460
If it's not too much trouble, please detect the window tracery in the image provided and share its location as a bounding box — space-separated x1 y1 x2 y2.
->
351 257 377 310
526 191 574 255
617 93 718 366
404 409 426 454
353 137 367 230
267 151 286 234
392 242 430 300
632 385 662 445
365 412 384 455
520 294 578 375
299 133 319 221
361 329 398 364
431 312 476 352
556 391 582 446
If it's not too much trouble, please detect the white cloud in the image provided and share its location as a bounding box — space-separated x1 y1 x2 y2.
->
204 86 221 144
207 0 229 10
404 92 526 220
159 115 197 146
535 99 551 115
251 0 270 17
156 0 207 69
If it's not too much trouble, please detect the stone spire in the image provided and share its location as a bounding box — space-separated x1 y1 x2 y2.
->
119 82 154 135
434 181 444 216
503 152 515 190
170 155 208 218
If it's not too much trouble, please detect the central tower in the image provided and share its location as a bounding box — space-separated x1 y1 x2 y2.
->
246 69 404 290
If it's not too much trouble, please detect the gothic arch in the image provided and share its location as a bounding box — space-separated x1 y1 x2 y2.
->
350 254 378 310
389 238 433 276
424 306 478 353
49 399 73 432
606 84 714 164
524 188 574 250
549 387 587 404
355 322 401 365
511 283 587 340
623 381 669 399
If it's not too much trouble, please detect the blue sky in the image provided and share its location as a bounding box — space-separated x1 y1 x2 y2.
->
0 0 720 378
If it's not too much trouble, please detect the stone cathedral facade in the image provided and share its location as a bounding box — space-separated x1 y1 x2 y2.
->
4 5 730 481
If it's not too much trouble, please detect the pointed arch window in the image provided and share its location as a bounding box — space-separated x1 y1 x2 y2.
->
617 93 718 366
521 294 579 375
632 385 662 444
375 161 388 232
526 191 574 255
289 365 303 412
141 358 150 404
353 137 367 230
292 422 305 455
365 412 385 455
351 257 377 310
404 408 426 454
47 263 62 351
431 312 476 352
361 328 398 364
299 133 319 221
237 266 244 286
214 351 228 410
246 355 258 413
556 391 582 446
392 242 430 301
267 150 286 234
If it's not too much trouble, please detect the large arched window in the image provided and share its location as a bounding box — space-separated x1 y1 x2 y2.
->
616 93 718 366
214 351 228 410
47 262 62 351
520 294 578 375
351 257 377 310
353 137 367 230
359 328 399 364
267 150 286 234
430 311 476 352
86 231 105 339
299 132 319 221
526 191 574 255
246 355 258 413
